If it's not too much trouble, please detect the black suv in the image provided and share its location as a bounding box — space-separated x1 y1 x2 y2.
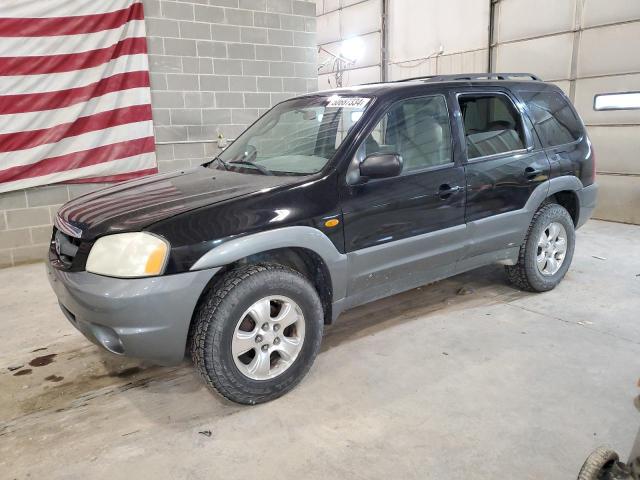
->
47 73 597 404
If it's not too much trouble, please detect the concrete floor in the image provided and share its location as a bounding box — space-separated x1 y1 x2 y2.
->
1 219 639 479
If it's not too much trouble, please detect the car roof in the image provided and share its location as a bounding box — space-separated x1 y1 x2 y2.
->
300 73 555 99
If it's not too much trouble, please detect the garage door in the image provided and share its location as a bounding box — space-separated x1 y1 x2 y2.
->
492 0 640 224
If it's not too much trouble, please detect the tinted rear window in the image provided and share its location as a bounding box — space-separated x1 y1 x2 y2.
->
521 91 583 147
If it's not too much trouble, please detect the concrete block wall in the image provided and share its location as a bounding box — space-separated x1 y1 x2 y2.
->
0 0 317 268
0 184 107 268
146 0 318 172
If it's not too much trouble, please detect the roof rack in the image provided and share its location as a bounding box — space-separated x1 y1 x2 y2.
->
394 72 541 83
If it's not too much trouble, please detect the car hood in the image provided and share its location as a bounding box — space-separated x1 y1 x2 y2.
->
56 166 303 240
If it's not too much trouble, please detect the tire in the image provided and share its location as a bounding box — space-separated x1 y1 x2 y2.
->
577 446 619 480
505 203 575 292
190 263 324 405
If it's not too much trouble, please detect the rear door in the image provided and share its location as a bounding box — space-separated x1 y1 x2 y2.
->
453 87 551 262
340 92 467 306
516 89 594 185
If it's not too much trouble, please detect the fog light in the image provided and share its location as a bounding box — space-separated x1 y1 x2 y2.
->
92 324 124 355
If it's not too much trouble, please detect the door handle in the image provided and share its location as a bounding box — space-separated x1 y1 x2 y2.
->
438 184 463 199
524 166 543 180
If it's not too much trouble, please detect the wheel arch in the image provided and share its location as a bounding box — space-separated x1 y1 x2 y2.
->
550 190 580 226
189 226 348 325
528 176 583 226
217 247 335 324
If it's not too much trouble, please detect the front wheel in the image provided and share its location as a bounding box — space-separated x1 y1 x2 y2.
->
190 263 324 404
506 203 576 292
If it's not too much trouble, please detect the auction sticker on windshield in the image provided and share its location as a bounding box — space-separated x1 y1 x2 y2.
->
326 96 370 108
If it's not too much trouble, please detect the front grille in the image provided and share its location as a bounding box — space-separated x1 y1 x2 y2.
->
50 214 90 271
52 228 81 268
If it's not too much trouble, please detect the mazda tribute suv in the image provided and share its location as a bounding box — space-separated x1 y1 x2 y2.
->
47 73 598 404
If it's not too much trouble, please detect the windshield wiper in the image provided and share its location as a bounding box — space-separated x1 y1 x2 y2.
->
229 160 273 176
209 155 272 175
203 156 229 170
216 157 229 170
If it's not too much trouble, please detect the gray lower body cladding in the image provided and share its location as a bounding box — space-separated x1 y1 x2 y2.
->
576 182 598 228
46 262 219 365
333 178 598 318
46 178 597 364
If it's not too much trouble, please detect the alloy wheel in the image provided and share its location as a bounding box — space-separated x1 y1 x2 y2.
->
536 221 568 276
232 295 305 381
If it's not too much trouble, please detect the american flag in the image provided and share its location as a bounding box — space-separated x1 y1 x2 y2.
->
0 0 157 194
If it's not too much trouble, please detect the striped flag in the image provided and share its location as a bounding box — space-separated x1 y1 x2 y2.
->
0 0 157 194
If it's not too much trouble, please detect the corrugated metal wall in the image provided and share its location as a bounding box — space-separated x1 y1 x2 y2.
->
316 0 382 87
315 0 488 86
387 0 488 79
492 0 640 224
315 0 639 224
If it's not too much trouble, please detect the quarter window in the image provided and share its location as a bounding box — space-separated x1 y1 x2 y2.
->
459 94 526 159
362 95 453 172
521 91 583 147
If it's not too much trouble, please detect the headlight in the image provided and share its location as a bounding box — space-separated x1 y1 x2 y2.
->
86 232 169 278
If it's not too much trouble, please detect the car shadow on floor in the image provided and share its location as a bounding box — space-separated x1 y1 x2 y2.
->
2 265 527 427
321 265 526 352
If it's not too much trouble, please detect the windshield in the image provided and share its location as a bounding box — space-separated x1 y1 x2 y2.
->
214 95 372 175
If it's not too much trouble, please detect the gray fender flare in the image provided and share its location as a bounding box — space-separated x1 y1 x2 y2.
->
509 176 585 244
190 226 348 301
547 175 583 199
525 175 584 213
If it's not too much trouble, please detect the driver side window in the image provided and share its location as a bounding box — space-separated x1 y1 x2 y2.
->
363 95 453 172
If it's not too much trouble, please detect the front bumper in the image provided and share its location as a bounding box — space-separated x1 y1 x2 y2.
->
576 182 598 229
46 262 219 365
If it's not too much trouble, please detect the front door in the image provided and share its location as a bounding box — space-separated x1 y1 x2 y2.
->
340 93 467 306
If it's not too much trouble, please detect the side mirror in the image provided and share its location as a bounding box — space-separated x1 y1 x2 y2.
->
359 153 403 180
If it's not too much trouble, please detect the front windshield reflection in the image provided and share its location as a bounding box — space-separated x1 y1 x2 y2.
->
215 96 372 176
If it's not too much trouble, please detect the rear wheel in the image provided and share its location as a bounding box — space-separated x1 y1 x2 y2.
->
190 263 323 404
505 203 575 292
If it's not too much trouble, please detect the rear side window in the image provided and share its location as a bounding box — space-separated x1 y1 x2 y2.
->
458 94 526 159
521 91 583 147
